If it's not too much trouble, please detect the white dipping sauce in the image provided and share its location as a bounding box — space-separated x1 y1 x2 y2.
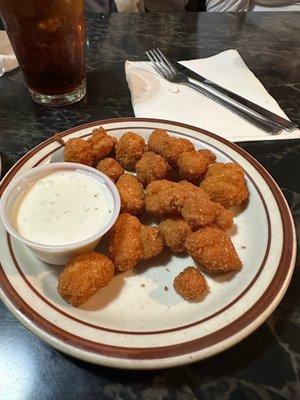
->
14 171 114 245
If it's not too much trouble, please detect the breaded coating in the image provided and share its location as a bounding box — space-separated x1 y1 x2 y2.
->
140 225 164 260
177 180 200 193
180 189 217 229
108 213 163 272
177 149 216 181
173 267 208 301
96 157 124 183
166 137 195 167
108 213 144 272
88 127 117 164
159 218 191 253
135 151 172 186
63 138 94 166
116 173 145 214
145 180 179 216
201 163 248 208
115 132 146 169
185 227 242 273
147 129 167 154
145 180 199 216
148 129 194 167
146 179 234 232
146 179 177 196
214 205 234 231
57 252 115 306
145 180 191 216
180 188 233 231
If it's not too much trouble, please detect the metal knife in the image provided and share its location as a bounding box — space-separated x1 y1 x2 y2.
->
174 61 298 132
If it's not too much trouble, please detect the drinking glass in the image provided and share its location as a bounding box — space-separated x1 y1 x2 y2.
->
0 0 86 106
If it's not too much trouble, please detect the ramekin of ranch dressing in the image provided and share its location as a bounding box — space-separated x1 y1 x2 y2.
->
0 163 120 265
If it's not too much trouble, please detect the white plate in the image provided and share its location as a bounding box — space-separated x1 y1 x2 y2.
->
0 118 296 369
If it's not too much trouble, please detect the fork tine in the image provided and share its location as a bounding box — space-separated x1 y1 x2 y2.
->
148 49 170 78
149 49 172 78
156 48 176 73
145 50 158 70
148 49 159 64
146 50 161 73
146 50 167 78
152 49 172 76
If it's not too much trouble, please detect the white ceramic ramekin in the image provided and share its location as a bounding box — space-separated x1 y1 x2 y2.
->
0 162 120 265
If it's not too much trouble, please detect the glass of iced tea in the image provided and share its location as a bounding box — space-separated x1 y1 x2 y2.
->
0 0 86 106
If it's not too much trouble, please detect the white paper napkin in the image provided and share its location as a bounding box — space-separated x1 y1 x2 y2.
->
125 50 300 142
0 31 18 76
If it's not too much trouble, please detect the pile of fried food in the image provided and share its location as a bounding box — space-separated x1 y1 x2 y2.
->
57 127 248 307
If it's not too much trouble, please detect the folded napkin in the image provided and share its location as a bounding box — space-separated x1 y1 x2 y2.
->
125 50 300 142
0 31 18 76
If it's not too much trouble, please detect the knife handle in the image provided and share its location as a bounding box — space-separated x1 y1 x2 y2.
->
186 82 282 135
200 79 297 132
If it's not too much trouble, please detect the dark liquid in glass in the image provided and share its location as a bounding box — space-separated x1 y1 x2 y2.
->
0 0 85 96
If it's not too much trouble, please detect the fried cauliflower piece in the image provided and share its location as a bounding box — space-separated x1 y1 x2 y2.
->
180 189 217 229
148 129 194 167
140 225 164 260
145 180 180 216
108 213 164 272
180 188 233 231
214 205 234 232
177 180 200 193
146 179 177 197
116 173 145 214
57 252 115 306
159 218 191 253
87 127 117 164
200 162 248 208
135 151 172 187
145 179 196 216
185 227 242 273
108 213 144 272
173 267 208 301
115 132 146 169
177 149 216 181
146 180 233 231
63 138 94 166
96 157 124 183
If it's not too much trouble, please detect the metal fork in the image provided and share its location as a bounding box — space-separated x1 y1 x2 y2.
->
146 49 283 135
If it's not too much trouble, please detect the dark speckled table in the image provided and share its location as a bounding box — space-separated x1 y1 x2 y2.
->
0 11 299 400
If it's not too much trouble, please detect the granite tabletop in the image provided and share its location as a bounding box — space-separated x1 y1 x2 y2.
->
0 11 299 400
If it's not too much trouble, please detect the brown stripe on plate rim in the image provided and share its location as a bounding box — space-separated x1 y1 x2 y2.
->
0 117 296 361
